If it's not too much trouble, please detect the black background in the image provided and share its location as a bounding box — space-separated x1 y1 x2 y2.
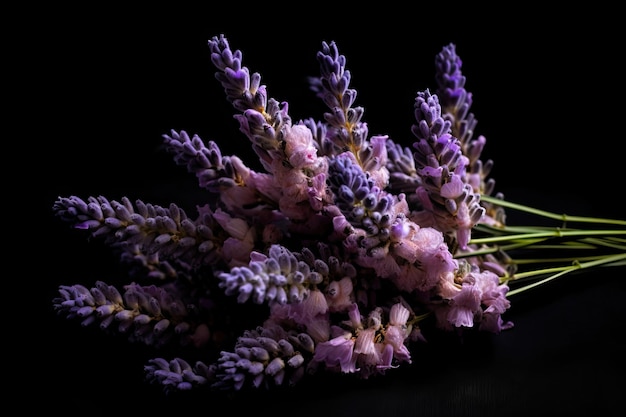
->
18 4 626 416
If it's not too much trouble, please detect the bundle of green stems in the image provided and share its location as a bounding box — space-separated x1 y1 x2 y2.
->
463 195 626 297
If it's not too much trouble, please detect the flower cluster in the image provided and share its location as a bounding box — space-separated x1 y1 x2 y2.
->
52 34 626 395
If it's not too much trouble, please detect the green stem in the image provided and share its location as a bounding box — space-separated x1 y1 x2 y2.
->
481 195 626 226
503 253 626 296
511 254 621 265
470 229 626 245
467 196 626 296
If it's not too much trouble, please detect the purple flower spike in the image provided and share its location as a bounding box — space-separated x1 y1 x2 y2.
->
410 89 484 249
435 43 475 145
434 43 498 216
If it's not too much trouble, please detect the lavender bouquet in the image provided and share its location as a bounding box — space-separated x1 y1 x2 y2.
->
52 34 626 394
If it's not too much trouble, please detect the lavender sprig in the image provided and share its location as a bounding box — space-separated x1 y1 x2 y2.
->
411 89 484 250
161 129 280 220
217 244 323 305
53 195 223 279
208 35 330 223
310 41 362 154
210 324 314 391
208 33 294 171
52 280 209 348
144 357 213 393
434 43 500 223
434 43 476 147
385 138 422 201
327 152 395 235
208 34 288 153
311 41 389 187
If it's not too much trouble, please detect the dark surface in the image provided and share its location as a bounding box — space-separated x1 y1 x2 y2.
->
22 4 626 416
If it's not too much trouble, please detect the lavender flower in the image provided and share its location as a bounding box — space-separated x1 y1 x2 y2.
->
144 357 213 394
434 44 502 227
410 89 485 250
217 244 322 305
208 322 316 391
434 43 476 147
52 195 223 278
312 302 413 378
52 280 211 348
52 34 626 397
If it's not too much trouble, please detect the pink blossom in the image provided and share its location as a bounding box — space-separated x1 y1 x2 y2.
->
391 226 458 292
347 302 363 328
354 328 378 356
476 271 511 313
383 303 412 363
221 236 255 267
440 175 464 199
454 201 473 250
326 277 354 312
283 124 319 169
446 283 481 328
479 304 514 333
377 344 397 371
248 171 282 203
305 315 331 343
389 302 410 326
356 250 401 280
364 135 390 188
313 332 358 373
384 324 411 363
308 172 328 211
283 289 329 324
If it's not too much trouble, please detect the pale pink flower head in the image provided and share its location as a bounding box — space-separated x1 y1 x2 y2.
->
384 325 411 363
272 288 329 325
480 304 514 333
416 230 458 291
436 269 462 299
354 327 378 356
472 269 513 333
326 277 354 312
440 174 465 200
304 289 330 317
347 302 363 329
389 226 457 292
475 270 511 313
248 171 282 203
383 303 412 364
283 124 319 169
446 283 481 328
377 344 396 371
214 209 255 266
306 315 331 343
313 332 358 373
389 302 410 326
364 135 390 188
308 172 329 211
